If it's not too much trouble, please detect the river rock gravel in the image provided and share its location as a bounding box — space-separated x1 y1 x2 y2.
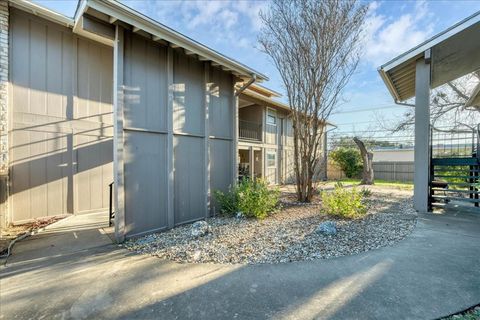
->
124 186 417 264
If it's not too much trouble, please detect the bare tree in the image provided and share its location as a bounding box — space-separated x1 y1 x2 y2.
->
388 72 480 133
259 0 367 202
353 137 374 184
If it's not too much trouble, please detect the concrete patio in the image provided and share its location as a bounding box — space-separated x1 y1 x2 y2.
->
0 210 479 320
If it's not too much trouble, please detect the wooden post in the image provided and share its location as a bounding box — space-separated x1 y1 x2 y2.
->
249 146 254 178
232 89 239 186
167 46 175 228
113 25 125 242
204 62 210 216
413 54 431 213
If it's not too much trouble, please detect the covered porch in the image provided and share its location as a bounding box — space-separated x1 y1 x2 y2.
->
378 11 480 212
238 146 263 181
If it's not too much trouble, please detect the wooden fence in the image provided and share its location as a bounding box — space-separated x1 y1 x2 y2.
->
327 161 414 182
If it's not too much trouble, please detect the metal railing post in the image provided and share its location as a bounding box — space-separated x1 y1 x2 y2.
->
109 182 114 227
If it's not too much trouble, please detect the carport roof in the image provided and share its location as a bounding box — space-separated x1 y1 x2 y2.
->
378 10 480 102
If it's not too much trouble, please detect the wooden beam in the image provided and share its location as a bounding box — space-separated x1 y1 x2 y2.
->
198 56 209 61
152 35 162 41
109 16 117 24
184 49 195 55
170 43 180 49
132 26 141 33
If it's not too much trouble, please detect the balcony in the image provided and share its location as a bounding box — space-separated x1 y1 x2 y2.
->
239 120 262 141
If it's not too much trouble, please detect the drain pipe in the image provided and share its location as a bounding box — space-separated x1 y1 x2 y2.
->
235 74 256 96
395 100 415 107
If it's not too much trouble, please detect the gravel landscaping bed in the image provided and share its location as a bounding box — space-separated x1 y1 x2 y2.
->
125 186 417 264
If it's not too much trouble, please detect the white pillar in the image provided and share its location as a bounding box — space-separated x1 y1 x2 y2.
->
413 55 431 212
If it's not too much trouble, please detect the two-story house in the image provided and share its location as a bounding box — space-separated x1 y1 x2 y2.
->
237 84 328 185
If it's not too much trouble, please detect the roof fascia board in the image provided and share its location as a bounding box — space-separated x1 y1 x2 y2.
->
379 10 480 72
242 89 290 112
85 0 268 82
9 0 74 27
378 68 401 102
74 0 88 27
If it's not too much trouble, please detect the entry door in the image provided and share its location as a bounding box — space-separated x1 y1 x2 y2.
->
266 150 277 184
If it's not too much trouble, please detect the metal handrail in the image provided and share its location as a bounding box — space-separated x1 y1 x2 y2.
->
109 182 114 227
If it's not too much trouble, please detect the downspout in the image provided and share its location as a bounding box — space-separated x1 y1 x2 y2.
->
395 101 415 107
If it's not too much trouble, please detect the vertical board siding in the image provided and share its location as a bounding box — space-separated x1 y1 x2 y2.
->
208 67 233 214
124 131 168 235
209 68 233 138
9 10 113 222
124 32 167 132
173 135 205 224
122 31 170 236
173 50 204 136
209 139 232 212
75 37 113 215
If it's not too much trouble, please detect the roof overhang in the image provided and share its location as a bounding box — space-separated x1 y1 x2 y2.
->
9 0 74 27
74 0 268 83
240 88 291 112
378 10 480 102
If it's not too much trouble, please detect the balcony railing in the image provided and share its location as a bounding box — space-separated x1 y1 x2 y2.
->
239 120 262 141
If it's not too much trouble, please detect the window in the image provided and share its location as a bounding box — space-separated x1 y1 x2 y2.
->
267 115 276 125
267 152 276 168
267 109 277 126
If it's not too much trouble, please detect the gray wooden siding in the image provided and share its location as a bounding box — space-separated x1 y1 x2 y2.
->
210 139 232 212
209 68 233 139
124 33 167 132
173 51 204 136
124 131 168 235
122 31 169 235
120 31 234 236
173 135 205 224
9 10 113 222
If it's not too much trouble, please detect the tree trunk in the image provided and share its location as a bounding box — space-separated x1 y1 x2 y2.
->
353 137 374 185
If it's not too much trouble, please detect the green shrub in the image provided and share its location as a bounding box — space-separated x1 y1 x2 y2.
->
360 187 372 198
320 182 367 219
330 148 362 178
214 179 280 219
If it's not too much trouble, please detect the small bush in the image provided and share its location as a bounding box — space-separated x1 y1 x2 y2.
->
360 187 372 198
330 148 362 178
214 179 280 219
320 182 367 219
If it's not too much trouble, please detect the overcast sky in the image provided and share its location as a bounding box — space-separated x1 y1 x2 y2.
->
34 0 480 136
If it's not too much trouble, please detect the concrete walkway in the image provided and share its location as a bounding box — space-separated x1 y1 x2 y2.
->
1 211 479 320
